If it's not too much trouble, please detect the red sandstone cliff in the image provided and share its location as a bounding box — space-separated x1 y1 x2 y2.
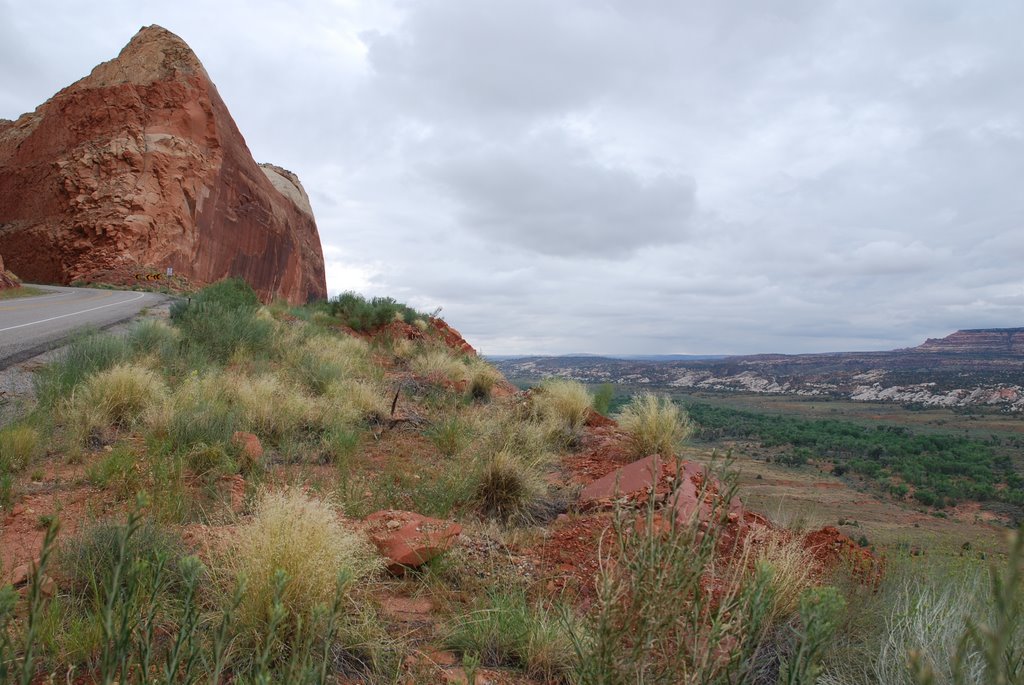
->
0 25 326 304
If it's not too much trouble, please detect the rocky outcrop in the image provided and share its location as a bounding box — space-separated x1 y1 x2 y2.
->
0 25 326 304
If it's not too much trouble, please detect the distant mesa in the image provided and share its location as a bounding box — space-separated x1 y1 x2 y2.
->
912 328 1024 356
0 25 326 303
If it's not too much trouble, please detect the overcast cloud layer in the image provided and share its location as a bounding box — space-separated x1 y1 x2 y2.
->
3 0 1023 355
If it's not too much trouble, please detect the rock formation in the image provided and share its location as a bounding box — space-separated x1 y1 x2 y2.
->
0 254 19 289
914 328 1024 356
0 25 326 304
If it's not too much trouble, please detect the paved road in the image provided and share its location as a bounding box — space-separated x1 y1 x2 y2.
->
0 285 166 368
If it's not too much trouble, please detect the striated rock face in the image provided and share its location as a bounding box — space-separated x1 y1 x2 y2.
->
914 328 1024 356
0 25 326 304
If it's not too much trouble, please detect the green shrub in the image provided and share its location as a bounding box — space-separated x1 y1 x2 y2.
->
179 277 261 311
410 348 470 385
323 378 391 426
445 590 577 680
161 374 239 453
571 472 776 683
593 383 615 416
170 280 273 364
58 517 188 606
282 331 375 394
126 319 179 358
426 416 473 457
224 372 321 440
34 331 130 407
85 444 141 498
616 392 691 458
468 360 503 401
323 291 421 331
322 426 361 467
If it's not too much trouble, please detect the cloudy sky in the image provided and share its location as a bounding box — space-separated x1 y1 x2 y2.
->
3 1 1024 355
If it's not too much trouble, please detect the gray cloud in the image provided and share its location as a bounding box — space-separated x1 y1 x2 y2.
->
3 0 1024 354
424 131 696 257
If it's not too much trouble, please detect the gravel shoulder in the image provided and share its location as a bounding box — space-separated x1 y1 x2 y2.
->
0 300 173 427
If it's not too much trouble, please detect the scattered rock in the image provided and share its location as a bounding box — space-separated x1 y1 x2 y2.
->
364 510 462 573
232 431 263 468
380 595 435 623
8 562 32 587
38 575 57 598
218 474 246 513
579 454 671 506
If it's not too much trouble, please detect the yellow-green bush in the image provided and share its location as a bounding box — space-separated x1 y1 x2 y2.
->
224 489 381 631
410 348 470 384
616 392 691 458
0 424 40 472
323 378 391 426
531 379 591 448
61 364 168 442
224 372 321 439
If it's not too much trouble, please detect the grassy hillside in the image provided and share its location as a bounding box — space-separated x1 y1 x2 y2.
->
0 281 1021 683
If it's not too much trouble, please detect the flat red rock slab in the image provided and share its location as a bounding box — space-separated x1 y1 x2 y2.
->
364 509 462 573
380 595 435 622
579 454 672 504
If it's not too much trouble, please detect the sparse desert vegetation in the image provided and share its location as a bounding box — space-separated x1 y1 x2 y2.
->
0 279 1021 684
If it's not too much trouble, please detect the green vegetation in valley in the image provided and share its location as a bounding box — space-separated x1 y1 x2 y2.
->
686 401 1024 510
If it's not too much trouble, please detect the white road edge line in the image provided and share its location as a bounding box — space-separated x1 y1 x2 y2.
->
0 291 148 333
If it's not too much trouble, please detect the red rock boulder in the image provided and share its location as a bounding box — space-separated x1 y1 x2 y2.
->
0 25 326 304
364 510 462 574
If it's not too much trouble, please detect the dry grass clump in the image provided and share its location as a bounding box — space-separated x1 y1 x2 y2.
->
61 363 168 442
468 359 504 401
283 332 376 393
471 450 552 525
410 348 470 385
616 392 692 458
225 489 381 631
477 412 551 466
151 371 237 450
224 372 321 439
126 319 179 356
747 528 819 625
0 424 40 472
531 379 592 448
324 378 391 426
